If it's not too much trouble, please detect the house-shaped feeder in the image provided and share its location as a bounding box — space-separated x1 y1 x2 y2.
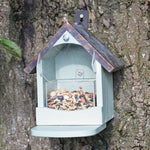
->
24 18 123 138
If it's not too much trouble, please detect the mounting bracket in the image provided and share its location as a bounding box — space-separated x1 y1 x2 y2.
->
75 10 89 29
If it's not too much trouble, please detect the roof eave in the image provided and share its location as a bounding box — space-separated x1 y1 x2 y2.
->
24 22 124 74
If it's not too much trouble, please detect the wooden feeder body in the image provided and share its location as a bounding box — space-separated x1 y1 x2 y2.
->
24 22 123 137
36 31 113 126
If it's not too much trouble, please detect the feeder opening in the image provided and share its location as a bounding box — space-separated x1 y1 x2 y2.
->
37 43 97 111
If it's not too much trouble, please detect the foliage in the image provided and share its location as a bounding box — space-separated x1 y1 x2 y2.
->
0 39 21 59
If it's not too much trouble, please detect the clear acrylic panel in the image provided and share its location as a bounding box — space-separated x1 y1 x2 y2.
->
46 79 96 111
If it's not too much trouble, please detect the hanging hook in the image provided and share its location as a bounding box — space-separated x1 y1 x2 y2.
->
75 10 89 29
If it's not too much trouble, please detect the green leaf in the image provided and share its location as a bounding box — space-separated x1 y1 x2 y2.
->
0 39 21 59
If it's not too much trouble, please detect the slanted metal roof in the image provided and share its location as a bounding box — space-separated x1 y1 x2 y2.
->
24 22 123 74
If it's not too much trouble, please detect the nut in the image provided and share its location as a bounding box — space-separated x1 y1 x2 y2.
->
50 91 56 97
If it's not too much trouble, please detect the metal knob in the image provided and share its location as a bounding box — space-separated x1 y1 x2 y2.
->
63 34 69 41
77 71 83 76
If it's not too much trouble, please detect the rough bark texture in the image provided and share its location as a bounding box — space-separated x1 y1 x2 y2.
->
0 0 150 149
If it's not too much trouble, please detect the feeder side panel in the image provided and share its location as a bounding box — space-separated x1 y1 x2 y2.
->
102 67 114 123
95 61 103 108
37 60 45 107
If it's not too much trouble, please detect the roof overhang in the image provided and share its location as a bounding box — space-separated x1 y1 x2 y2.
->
24 22 123 74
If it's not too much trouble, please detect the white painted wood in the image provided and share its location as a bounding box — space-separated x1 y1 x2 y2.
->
101 67 114 122
95 61 103 107
31 124 106 138
55 44 96 79
37 59 44 107
54 31 81 46
36 107 102 125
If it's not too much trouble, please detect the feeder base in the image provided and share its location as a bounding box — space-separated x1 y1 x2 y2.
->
31 124 106 138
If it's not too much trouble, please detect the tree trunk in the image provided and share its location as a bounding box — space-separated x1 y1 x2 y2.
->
0 0 150 149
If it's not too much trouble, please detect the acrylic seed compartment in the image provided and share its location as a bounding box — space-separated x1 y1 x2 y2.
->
46 79 96 111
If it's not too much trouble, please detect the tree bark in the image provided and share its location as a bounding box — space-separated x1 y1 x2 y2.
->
0 0 150 149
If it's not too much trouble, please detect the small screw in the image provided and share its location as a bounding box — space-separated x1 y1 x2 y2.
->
78 71 83 76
